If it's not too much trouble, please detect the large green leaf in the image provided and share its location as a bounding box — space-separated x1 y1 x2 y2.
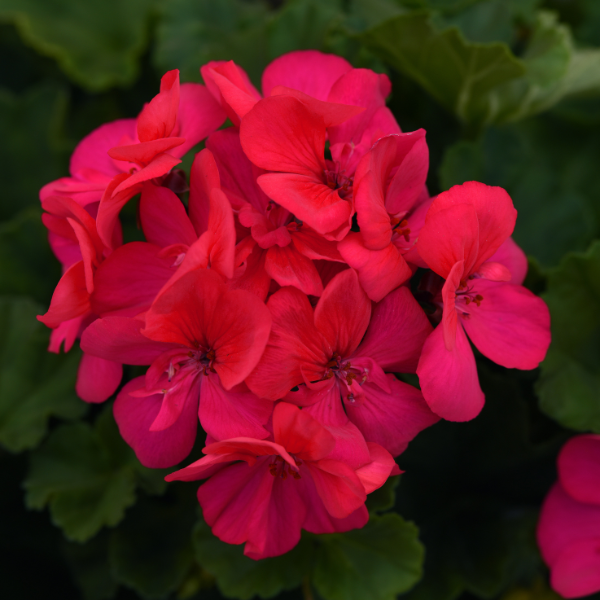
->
438 120 599 267
24 407 163 542
537 241 600 432
193 519 312 599
0 0 155 90
0 296 85 452
0 83 69 221
312 514 424 600
109 491 196 599
362 8 600 129
154 0 270 86
361 11 526 129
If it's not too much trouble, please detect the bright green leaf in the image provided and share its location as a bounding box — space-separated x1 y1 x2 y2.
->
312 513 424 600
154 0 270 86
0 0 155 90
361 11 526 129
0 83 69 221
537 240 600 432
0 296 85 452
193 519 312 599
23 407 158 541
109 491 196 599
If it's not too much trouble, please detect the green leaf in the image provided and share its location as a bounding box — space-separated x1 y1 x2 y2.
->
109 491 196 599
312 513 424 600
438 120 598 267
193 519 312 599
0 0 155 90
0 296 85 452
366 474 400 513
154 0 270 86
267 0 344 59
361 11 526 130
23 407 158 541
63 531 118 600
0 83 69 221
537 240 600 432
0 208 61 303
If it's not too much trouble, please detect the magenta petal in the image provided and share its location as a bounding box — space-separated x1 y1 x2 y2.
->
551 537 600 598
304 385 372 470
489 236 528 285
460 280 550 370
91 242 175 318
355 442 398 493
417 324 484 422
262 50 352 100
558 435 600 506
314 269 371 358
38 261 90 329
302 481 368 534
151 372 199 432
307 459 367 519
81 316 174 364
265 245 323 296
172 82 227 158
198 459 306 559
258 172 352 237
240 95 325 177
346 375 439 457
474 261 511 282
338 233 412 302
538 482 600 570
356 286 432 373
76 353 122 403
140 183 197 247
114 376 198 468
70 118 137 178
199 375 271 441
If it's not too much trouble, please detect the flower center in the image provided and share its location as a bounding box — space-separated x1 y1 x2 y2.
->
390 217 411 242
325 168 354 198
268 455 302 480
456 283 484 309
323 353 368 402
186 345 217 376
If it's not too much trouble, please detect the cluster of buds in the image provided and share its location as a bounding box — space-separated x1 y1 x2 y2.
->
38 50 551 559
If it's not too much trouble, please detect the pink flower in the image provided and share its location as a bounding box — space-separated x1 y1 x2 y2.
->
416 181 551 421
90 149 235 318
538 435 600 598
81 269 272 467
338 132 430 301
95 70 226 248
206 128 344 297
166 402 398 559
247 270 438 457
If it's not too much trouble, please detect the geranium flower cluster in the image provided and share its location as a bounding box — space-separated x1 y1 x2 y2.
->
538 435 600 598
38 50 551 559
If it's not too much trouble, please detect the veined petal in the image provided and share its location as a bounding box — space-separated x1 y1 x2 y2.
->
114 376 198 468
314 270 371 358
355 285 432 373
76 353 122 404
417 324 484 422
460 280 550 370
262 50 352 100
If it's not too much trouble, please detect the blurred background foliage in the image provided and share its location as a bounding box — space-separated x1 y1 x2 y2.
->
1 0 600 598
